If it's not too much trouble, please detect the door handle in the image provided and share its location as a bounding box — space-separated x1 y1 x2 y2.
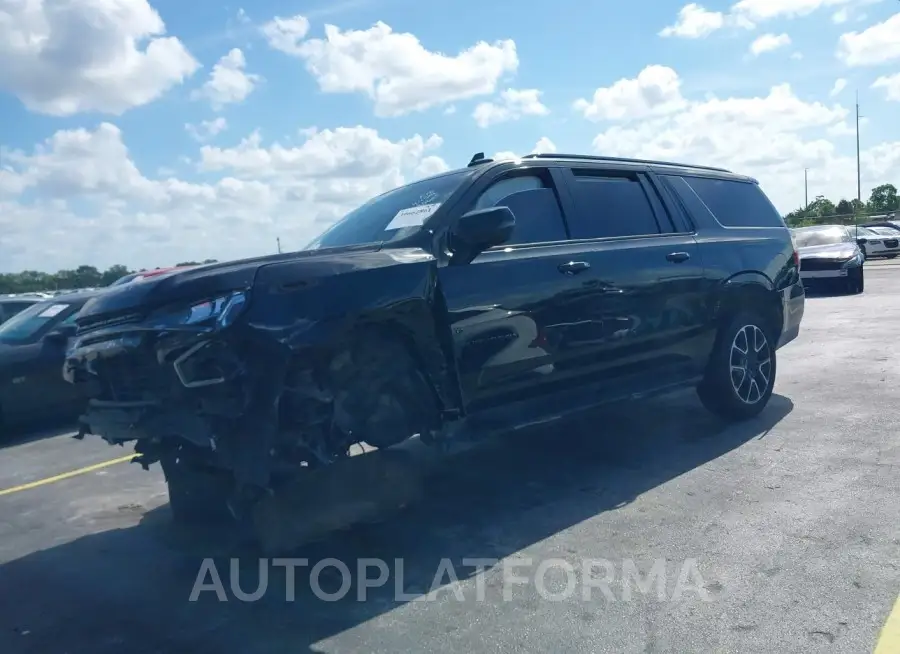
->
558 261 591 275
666 251 691 263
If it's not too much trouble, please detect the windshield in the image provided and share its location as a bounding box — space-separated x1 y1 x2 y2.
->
0 300 79 344
305 169 474 250
792 227 852 248
870 226 898 236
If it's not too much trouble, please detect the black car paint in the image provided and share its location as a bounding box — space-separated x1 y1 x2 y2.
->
0 292 101 428
65 156 804 491
0 298 40 325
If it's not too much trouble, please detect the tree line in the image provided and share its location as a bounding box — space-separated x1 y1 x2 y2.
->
0 261 217 295
784 183 898 227
2 182 898 294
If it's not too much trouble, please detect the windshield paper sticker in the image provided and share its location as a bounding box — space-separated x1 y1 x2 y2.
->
386 203 440 230
38 304 69 318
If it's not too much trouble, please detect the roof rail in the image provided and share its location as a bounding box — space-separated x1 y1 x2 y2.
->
520 153 731 173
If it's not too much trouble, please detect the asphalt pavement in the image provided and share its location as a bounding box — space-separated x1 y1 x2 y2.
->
1 264 899 654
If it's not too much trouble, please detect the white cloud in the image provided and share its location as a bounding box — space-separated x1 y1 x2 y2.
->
750 33 792 56
872 73 900 101
832 8 850 23
191 49 260 109
275 21 518 116
493 137 558 161
0 0 199 116
659 4 726 38
659 0 862 38
261 15 311 55
472 89 549 127
185 118 228 142
837 13 900 66
830 78 848 96
732 0 856 22
573 65 687 121
583 66 899 214
0 124 448 271
532 137 557 154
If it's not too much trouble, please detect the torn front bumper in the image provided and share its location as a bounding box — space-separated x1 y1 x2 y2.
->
64 323 251 459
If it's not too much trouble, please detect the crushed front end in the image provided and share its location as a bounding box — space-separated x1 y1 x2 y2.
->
64 288 295 514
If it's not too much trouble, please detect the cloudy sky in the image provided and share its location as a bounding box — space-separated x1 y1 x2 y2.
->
1 0 898 272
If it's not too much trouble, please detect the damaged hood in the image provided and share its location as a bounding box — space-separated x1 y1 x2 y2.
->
77 242 386 324
797 243 858 260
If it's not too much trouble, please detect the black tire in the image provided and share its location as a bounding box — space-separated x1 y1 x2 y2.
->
697 311 777 421
845 267 864 294
160 454 233 525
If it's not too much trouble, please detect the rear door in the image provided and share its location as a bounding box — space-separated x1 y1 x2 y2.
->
549 165 711 389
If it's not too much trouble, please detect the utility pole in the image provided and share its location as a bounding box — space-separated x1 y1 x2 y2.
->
276 237 282 254
804 168 809 210
855 91 862 218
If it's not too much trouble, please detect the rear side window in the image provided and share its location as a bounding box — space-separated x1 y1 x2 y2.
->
676 176 785 228
566 170 663 239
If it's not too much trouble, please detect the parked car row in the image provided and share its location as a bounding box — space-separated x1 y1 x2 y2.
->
789 221 900 295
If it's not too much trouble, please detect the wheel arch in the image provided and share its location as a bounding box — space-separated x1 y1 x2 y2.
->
714 272 783 342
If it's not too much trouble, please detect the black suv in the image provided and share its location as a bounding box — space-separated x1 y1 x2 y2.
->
64 152 805 525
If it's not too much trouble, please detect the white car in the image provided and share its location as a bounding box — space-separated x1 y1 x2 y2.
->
847 226 900 259
862 226 900 258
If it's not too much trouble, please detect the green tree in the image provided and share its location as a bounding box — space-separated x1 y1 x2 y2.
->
868 184 899 213
835 199 854 216
806 195 836 218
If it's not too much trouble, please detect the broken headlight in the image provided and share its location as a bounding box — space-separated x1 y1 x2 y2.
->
150 291 248 330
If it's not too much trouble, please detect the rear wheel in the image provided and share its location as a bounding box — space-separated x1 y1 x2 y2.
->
697 311 776 421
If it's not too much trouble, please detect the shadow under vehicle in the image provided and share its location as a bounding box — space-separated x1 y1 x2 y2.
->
63 152 805 548
0 393 793 654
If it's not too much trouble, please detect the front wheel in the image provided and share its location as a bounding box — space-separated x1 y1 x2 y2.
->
845 267 864 294
160 453 234 525
697 312 776 421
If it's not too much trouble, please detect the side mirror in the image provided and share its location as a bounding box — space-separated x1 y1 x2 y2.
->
45 324 76 344
451 206 516 261
857 238 867 247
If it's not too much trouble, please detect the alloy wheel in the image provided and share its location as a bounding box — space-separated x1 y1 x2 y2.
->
729 324 771 404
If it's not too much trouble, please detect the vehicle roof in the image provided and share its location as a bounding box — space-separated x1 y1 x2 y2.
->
30 288 107 304
0 295 42 302
461 152 757 183
791 224 846 231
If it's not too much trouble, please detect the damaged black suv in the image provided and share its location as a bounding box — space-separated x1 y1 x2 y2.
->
65 152 805 528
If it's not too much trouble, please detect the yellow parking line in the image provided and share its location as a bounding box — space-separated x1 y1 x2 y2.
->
875 594 900 654
0 454 137 497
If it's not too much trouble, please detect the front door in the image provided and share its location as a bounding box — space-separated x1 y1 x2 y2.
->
438 166 588 414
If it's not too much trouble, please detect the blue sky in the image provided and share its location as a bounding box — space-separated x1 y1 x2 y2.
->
1 0 898 271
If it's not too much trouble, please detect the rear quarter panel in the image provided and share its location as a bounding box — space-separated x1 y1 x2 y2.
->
653 172 798 330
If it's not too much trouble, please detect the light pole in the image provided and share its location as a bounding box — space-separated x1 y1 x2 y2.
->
856 91 862 223
804 168 809 210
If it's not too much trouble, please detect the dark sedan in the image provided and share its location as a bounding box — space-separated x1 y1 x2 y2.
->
0 296 44 325
791 225 865 294
0 290 103 432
